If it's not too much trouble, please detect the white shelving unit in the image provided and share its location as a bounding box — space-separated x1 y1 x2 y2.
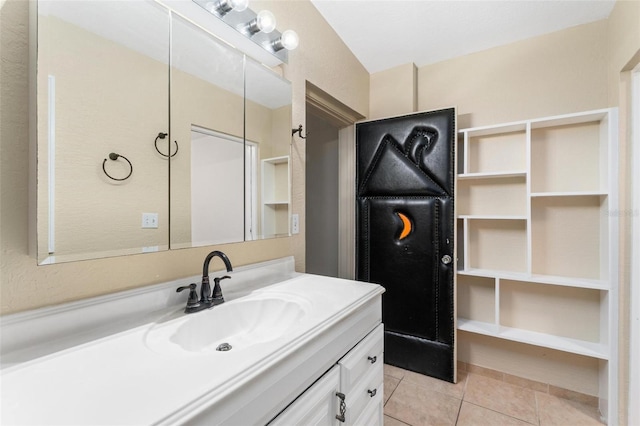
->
261 156 290 238
457 108 618 423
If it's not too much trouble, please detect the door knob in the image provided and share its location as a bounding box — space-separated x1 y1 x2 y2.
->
441 255 452 265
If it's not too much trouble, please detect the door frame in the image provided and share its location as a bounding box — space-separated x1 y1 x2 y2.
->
305 82 364 279
629 62 640 426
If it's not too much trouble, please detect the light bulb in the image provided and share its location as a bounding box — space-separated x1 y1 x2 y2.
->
207 0 248 16
229 0 248 12
280 30 298 50
256 10 276 33
272 29 299 52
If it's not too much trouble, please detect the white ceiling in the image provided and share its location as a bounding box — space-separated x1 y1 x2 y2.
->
309 0 616 74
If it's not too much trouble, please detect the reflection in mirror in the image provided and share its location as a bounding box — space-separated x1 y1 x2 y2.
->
37 0 170 264
169 15 245 249
189 126 244 246
245 59 293 240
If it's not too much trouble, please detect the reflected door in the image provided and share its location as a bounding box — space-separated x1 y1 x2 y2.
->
190 127 244 246
355 109 456 382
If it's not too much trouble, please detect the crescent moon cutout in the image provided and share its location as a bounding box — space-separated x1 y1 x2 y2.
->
397 212 412 240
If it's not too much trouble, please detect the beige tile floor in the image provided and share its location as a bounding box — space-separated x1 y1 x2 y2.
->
383 364 604 426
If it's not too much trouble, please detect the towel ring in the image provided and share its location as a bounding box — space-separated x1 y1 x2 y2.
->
154 132 178 158
102 152 133 181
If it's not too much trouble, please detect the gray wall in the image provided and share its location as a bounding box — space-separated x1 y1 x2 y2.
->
305 112 339 276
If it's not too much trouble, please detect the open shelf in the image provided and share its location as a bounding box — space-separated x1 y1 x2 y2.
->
531 195 608 280
531 191 608 197
457 108 618 423
467 219 527 273
458 176 527 217
458 171 527 180
261 156 290 237
500 280 602 343
458 268 609 290
465 125 527 175
531 115 609 194
458 275 495 324
458 319 608 360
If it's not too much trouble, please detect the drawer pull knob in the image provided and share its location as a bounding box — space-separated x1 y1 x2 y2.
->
368 389 377 398
367 356 377 364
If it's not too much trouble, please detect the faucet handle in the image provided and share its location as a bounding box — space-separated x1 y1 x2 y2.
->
176 283 200 308
212 275 231 302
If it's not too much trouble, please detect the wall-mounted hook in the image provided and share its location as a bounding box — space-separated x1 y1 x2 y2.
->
292 124 307 139
154 132 178 158
102 152 133 181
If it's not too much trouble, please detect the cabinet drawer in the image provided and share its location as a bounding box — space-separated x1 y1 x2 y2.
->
344 362 383 424
338 323 384 392
352 386 383 426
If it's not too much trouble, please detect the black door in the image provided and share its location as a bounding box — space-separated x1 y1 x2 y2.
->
355 108 456 382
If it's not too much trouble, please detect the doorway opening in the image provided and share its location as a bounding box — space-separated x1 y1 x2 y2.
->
304 82 365 278
305 112 340 276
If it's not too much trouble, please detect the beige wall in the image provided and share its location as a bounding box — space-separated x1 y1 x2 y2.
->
418 20 609 128
0 0 369 314
37 15 169 261
369 63 417 119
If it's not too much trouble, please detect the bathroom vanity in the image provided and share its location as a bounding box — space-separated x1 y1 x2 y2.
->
0 258 384 425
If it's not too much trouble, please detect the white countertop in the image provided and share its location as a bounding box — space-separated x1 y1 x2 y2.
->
1 274 383 425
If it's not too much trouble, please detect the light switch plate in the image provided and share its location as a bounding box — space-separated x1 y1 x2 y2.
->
291 214 299 234
142 213 158 229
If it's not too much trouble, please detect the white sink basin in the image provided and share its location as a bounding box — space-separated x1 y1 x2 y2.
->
144 294 310 355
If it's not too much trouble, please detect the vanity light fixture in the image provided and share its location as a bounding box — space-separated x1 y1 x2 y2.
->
192 0 297 64
206 0 248 16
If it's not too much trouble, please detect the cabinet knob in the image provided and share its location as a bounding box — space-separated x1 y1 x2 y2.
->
441 254 452 265
368 389 377 398
367 355 377 364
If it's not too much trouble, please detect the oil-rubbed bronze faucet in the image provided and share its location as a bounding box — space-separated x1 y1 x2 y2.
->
176 250 233 313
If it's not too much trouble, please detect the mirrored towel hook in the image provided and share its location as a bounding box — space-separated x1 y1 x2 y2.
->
154 132 178 158
102 152 133 181
292 124 307 139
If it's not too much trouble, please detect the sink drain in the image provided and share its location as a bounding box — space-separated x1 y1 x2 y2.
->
216 342 232 351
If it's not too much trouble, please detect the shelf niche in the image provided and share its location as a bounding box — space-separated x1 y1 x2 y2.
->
531 116 608 194
499 280 602 343
466 127 526 175
531 195 608 280
467 219 527 273
457 176 527 217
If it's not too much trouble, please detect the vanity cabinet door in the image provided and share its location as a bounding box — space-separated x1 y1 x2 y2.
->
270 365 340 426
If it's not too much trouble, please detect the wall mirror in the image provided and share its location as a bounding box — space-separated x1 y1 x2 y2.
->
245 58 292 240
36 0 171 264
36 0 293 264
169 14 245 249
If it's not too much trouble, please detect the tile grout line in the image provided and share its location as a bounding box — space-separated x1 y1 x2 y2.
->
461 401 539 426
383 375 412 426
455 372 470 425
